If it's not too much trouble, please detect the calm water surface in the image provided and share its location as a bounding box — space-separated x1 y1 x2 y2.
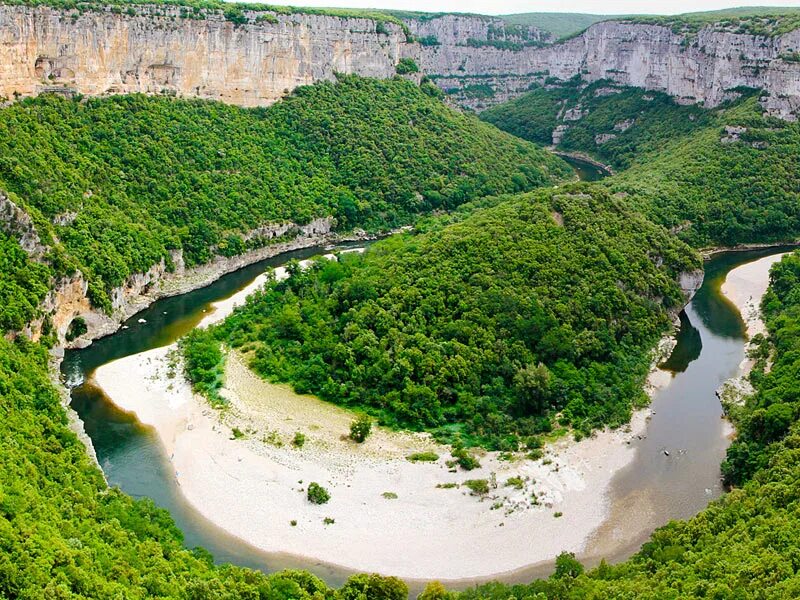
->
63 241 792 591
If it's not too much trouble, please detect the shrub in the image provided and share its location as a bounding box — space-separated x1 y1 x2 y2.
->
323 517 335 525
451 442 481 470
406 451 439 462
396 58 420 75
505 476 524 490
349 414 373 443
230 427 244 439
382 492 398 499
307 482 330 505
292 432 306 448
464 479 490 495
65 317 88 342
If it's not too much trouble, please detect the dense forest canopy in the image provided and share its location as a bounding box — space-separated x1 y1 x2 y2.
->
483 84 800 248
192 185 699 448
452 252 800 599
0 9 799 589
0 76 568 309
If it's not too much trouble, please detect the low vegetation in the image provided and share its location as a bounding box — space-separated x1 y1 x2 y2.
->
306 482 331 505
349 414 373 443
463 479 490 495
407 451 439 462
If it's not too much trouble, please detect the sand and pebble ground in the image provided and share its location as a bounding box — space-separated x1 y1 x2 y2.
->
93 257 664 580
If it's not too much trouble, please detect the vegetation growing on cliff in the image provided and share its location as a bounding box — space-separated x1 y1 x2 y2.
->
608 98 800 247
0 0 411 31
196 185 699 447
480 80 714 170
625 7 800 37
0 75 568 309
0 231 52 331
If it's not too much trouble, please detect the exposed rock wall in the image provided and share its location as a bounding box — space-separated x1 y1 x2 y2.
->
0 6 798 117
19 216 343 348
0 5 406 106
417 20 800 118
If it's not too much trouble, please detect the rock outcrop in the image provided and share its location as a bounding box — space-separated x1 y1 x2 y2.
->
18 216 343 348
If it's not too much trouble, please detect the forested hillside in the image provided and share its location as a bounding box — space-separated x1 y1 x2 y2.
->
192 185 700 447
451 251 800 599
0 74 573 596
0 75 568 309
0 232 420 597
483 84 800 248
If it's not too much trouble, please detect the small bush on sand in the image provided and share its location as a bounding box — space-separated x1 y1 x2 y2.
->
307 482 330 505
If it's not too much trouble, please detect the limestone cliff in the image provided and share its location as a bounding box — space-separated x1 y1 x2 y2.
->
0 6 798 119
15 214 344 348
418 19 800 118
0 5 406 106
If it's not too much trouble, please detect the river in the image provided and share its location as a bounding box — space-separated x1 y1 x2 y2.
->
61 239 791 590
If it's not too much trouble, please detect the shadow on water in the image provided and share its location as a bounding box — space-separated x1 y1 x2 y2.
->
559 154 611 182
64 243 368 588
659 310 702 373
64 242 794 593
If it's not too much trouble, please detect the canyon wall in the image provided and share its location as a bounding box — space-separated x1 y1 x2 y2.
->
416 19 800 118
0 5 408 106
0 6 798 118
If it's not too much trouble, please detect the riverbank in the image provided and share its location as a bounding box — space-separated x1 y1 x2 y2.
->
95 349 654 579
718 252 789 405
92 263 666 580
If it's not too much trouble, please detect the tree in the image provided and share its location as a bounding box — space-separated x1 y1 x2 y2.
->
349 414 373 443
554 552 584 579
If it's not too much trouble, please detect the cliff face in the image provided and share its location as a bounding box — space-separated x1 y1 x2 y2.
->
0 6 798 118
405 14 550 47
0 5 406 106
417 19 800 118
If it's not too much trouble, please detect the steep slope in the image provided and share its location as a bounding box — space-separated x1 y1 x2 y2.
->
0 2 799 118
500 12 616 39
419 13 800 116
480 80 714 169
0 75 569 339
484 82 800 248
195 185 700 448
608 97 800 247
454 251 800 599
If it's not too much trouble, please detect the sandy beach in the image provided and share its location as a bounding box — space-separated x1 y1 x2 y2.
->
93 258 670 581
721 252 787 339
718 252 789 403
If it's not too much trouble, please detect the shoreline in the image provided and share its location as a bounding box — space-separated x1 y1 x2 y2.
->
94 350 653 580
92 260 668 581
717 252 789 406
